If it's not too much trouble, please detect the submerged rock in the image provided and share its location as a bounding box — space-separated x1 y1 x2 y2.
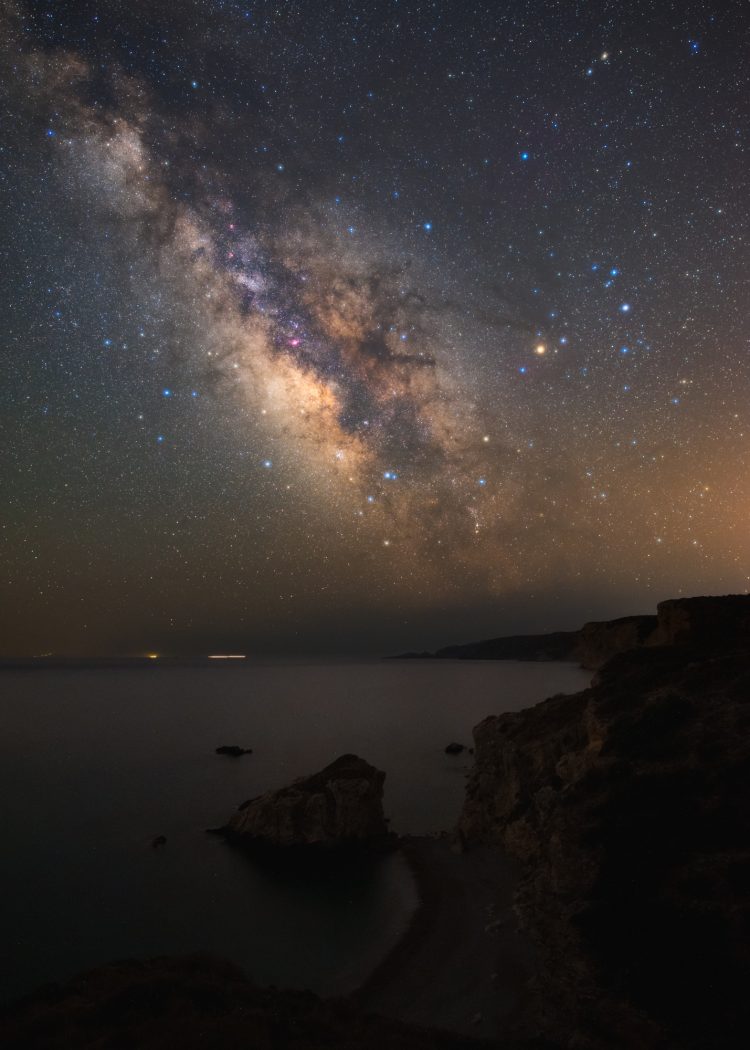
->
215 745 253 757
224 754 389 848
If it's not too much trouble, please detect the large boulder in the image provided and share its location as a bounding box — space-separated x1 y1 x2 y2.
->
225 754 389 848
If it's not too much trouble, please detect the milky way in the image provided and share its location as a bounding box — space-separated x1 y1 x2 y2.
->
1 0 749 654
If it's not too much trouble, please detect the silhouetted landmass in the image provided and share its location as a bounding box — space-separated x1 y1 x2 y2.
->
397 593 750 670
0 955 485 1050
460 593 750 1048
394 630 580 663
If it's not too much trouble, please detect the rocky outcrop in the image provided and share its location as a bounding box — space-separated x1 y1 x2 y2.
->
224 754 389 848
459 618 750 1048
215 745 252 757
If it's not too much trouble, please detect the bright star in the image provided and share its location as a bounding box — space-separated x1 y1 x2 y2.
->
620 303 631 312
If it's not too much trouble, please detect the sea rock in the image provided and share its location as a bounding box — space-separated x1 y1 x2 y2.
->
151 835 167 848
225 754 389 848
215 745 253 757
459 597 750 1049
444 742 465 755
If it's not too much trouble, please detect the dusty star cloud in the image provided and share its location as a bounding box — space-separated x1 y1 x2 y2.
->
1 0 749 654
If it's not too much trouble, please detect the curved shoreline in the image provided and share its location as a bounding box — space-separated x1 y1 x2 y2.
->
353 835 536 1041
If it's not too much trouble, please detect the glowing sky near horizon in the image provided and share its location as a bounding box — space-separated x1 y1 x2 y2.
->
1 0 748 654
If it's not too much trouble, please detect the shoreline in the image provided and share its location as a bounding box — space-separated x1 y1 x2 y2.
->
353 835 536 1041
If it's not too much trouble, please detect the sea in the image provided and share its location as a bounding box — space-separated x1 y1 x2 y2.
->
0 659 590 1004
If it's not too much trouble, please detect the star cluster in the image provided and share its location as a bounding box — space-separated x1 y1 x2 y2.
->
1 0 748 654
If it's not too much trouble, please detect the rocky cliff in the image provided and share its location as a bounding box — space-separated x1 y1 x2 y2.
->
224 754 389 848
459 597 750 1048
576 614 657 669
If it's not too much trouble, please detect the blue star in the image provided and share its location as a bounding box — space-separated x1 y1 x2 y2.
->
190 80 199 89
610 267 619 277
518 366 527 374
619 303 631 313
156 434 164 443
102 338 112 347
423 222 433 231
347 225 356 235
478 478 487 486
620 346 630 354
383 470 398 480
45 128 56 138
520 151 530 161
162 388 172 397
263 459 273 468
191 390 198 398
367 495 375 503
591 263 599 271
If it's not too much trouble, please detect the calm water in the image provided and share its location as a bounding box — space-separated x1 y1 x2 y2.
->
0 660 589 1003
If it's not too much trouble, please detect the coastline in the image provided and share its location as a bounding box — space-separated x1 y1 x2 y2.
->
354 835 535 1041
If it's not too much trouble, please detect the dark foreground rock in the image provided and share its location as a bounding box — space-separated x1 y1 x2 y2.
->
460 633 750 1048
0 955 486 1050
215 745 253 756
444 742 466 755
223 754 390 849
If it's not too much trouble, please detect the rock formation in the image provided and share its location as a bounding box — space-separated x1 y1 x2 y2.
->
576 613 657 669
459 595 750 1048
0 955 482 1050
224 754 389 848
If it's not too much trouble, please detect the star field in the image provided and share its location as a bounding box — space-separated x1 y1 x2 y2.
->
1 0 748 654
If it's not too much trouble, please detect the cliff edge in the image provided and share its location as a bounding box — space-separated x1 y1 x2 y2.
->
459 595 750 1048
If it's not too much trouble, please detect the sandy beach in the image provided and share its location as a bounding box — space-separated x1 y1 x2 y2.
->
355 836 535 1041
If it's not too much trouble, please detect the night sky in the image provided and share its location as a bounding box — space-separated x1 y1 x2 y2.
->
1 0 748 656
